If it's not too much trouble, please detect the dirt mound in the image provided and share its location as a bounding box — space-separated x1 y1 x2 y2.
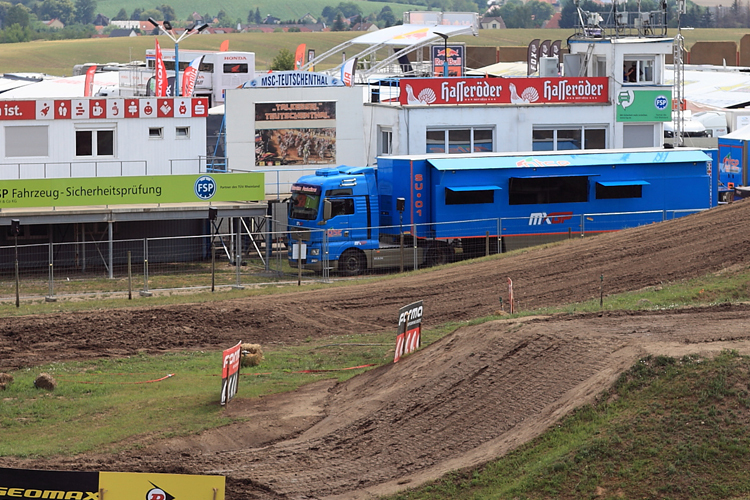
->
4 201 750 498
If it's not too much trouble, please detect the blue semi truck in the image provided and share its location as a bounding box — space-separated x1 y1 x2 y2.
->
287 149 717 275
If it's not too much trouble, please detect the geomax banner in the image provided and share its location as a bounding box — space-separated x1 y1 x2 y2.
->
0 172 265 209
0 467 225 500
399 77 608 105
0 97 208 120
394 300 423 363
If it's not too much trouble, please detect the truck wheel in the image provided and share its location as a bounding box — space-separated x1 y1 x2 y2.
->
338 249 366 276
426 246 451 267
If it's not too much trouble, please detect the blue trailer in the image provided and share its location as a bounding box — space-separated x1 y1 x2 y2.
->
287 149 717 275
718 127 749 201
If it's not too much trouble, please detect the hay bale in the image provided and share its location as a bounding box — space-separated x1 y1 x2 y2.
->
240 343 264 367
34 373 56 391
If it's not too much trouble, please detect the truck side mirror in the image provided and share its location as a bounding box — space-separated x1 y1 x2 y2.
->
396 198 405 212
318 199 332 225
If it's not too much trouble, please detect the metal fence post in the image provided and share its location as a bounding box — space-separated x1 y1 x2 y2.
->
45 241 56 302
413 227 418 271
233 217 244 290
108 221 113 279
497 218 502 254
264 215 272 273
140 238 152 297
322 229 330 283
128 250 132 300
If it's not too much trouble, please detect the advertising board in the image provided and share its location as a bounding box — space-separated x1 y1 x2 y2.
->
395 300 423 362
220 341 242 405
399 77 608 105
431 45 464 77
616 89 672 122
0 172 264 209
0 97 209 121
0 468 225 500
255 102 336 166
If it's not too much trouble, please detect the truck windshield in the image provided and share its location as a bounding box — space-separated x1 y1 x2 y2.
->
289 191 321 220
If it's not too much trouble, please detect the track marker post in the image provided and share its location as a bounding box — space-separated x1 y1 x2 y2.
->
508 277 515 314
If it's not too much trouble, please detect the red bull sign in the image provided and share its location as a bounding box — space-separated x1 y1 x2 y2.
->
431 44 464 77
399 77 608 106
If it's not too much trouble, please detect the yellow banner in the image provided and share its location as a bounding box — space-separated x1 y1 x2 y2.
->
99 471 225 500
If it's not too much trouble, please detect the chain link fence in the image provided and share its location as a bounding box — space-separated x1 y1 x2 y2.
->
0 208 707 302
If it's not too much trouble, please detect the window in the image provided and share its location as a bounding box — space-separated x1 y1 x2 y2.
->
76 129 114 157
445 187 496 205
623 57 655 84
593 56 607 77
533 126 606 151
379 128 393 156
426 127 493 154
596 181 647 199
149 127 163 138
6 126 48 157
223 63 248 74
329 198 355 217
509 176 589 205
176 126 190 138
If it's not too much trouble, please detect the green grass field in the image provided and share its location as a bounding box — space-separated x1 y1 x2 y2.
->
95 0 413 27
2 28 747 77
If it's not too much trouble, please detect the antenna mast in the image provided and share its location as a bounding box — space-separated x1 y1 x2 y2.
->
672 0 685 147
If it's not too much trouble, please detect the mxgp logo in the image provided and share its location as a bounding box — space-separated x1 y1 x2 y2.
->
529 212 573 225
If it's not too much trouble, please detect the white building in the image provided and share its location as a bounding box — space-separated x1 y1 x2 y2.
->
0 97 209 179
224 33 675 192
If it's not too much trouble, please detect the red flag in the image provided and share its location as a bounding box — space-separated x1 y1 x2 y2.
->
155 39 168 97
83 65 97 97
182 55 203 97
219 39 229 52
294 43 306 70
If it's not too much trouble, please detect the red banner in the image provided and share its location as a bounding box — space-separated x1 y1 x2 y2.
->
221 341 241 405
83 65 97 97
399 77 608 106
181 56 203 97
154 39 168 97
294 43 306 70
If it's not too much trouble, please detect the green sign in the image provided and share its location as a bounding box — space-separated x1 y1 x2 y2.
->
0 172 265 209
616 89 672 122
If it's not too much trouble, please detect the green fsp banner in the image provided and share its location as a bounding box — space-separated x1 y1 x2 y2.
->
0 172 265 209
616 89 672 122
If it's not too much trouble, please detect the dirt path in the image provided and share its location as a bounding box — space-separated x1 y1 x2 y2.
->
3 201 750 499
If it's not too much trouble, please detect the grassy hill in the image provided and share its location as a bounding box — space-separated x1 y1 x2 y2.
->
95 0 413 25
2 28 748 77
387 350 750 500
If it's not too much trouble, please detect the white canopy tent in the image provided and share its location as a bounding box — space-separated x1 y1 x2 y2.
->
303 13 478 82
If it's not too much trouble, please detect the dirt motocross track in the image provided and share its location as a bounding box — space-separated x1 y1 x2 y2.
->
5 201 750 499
